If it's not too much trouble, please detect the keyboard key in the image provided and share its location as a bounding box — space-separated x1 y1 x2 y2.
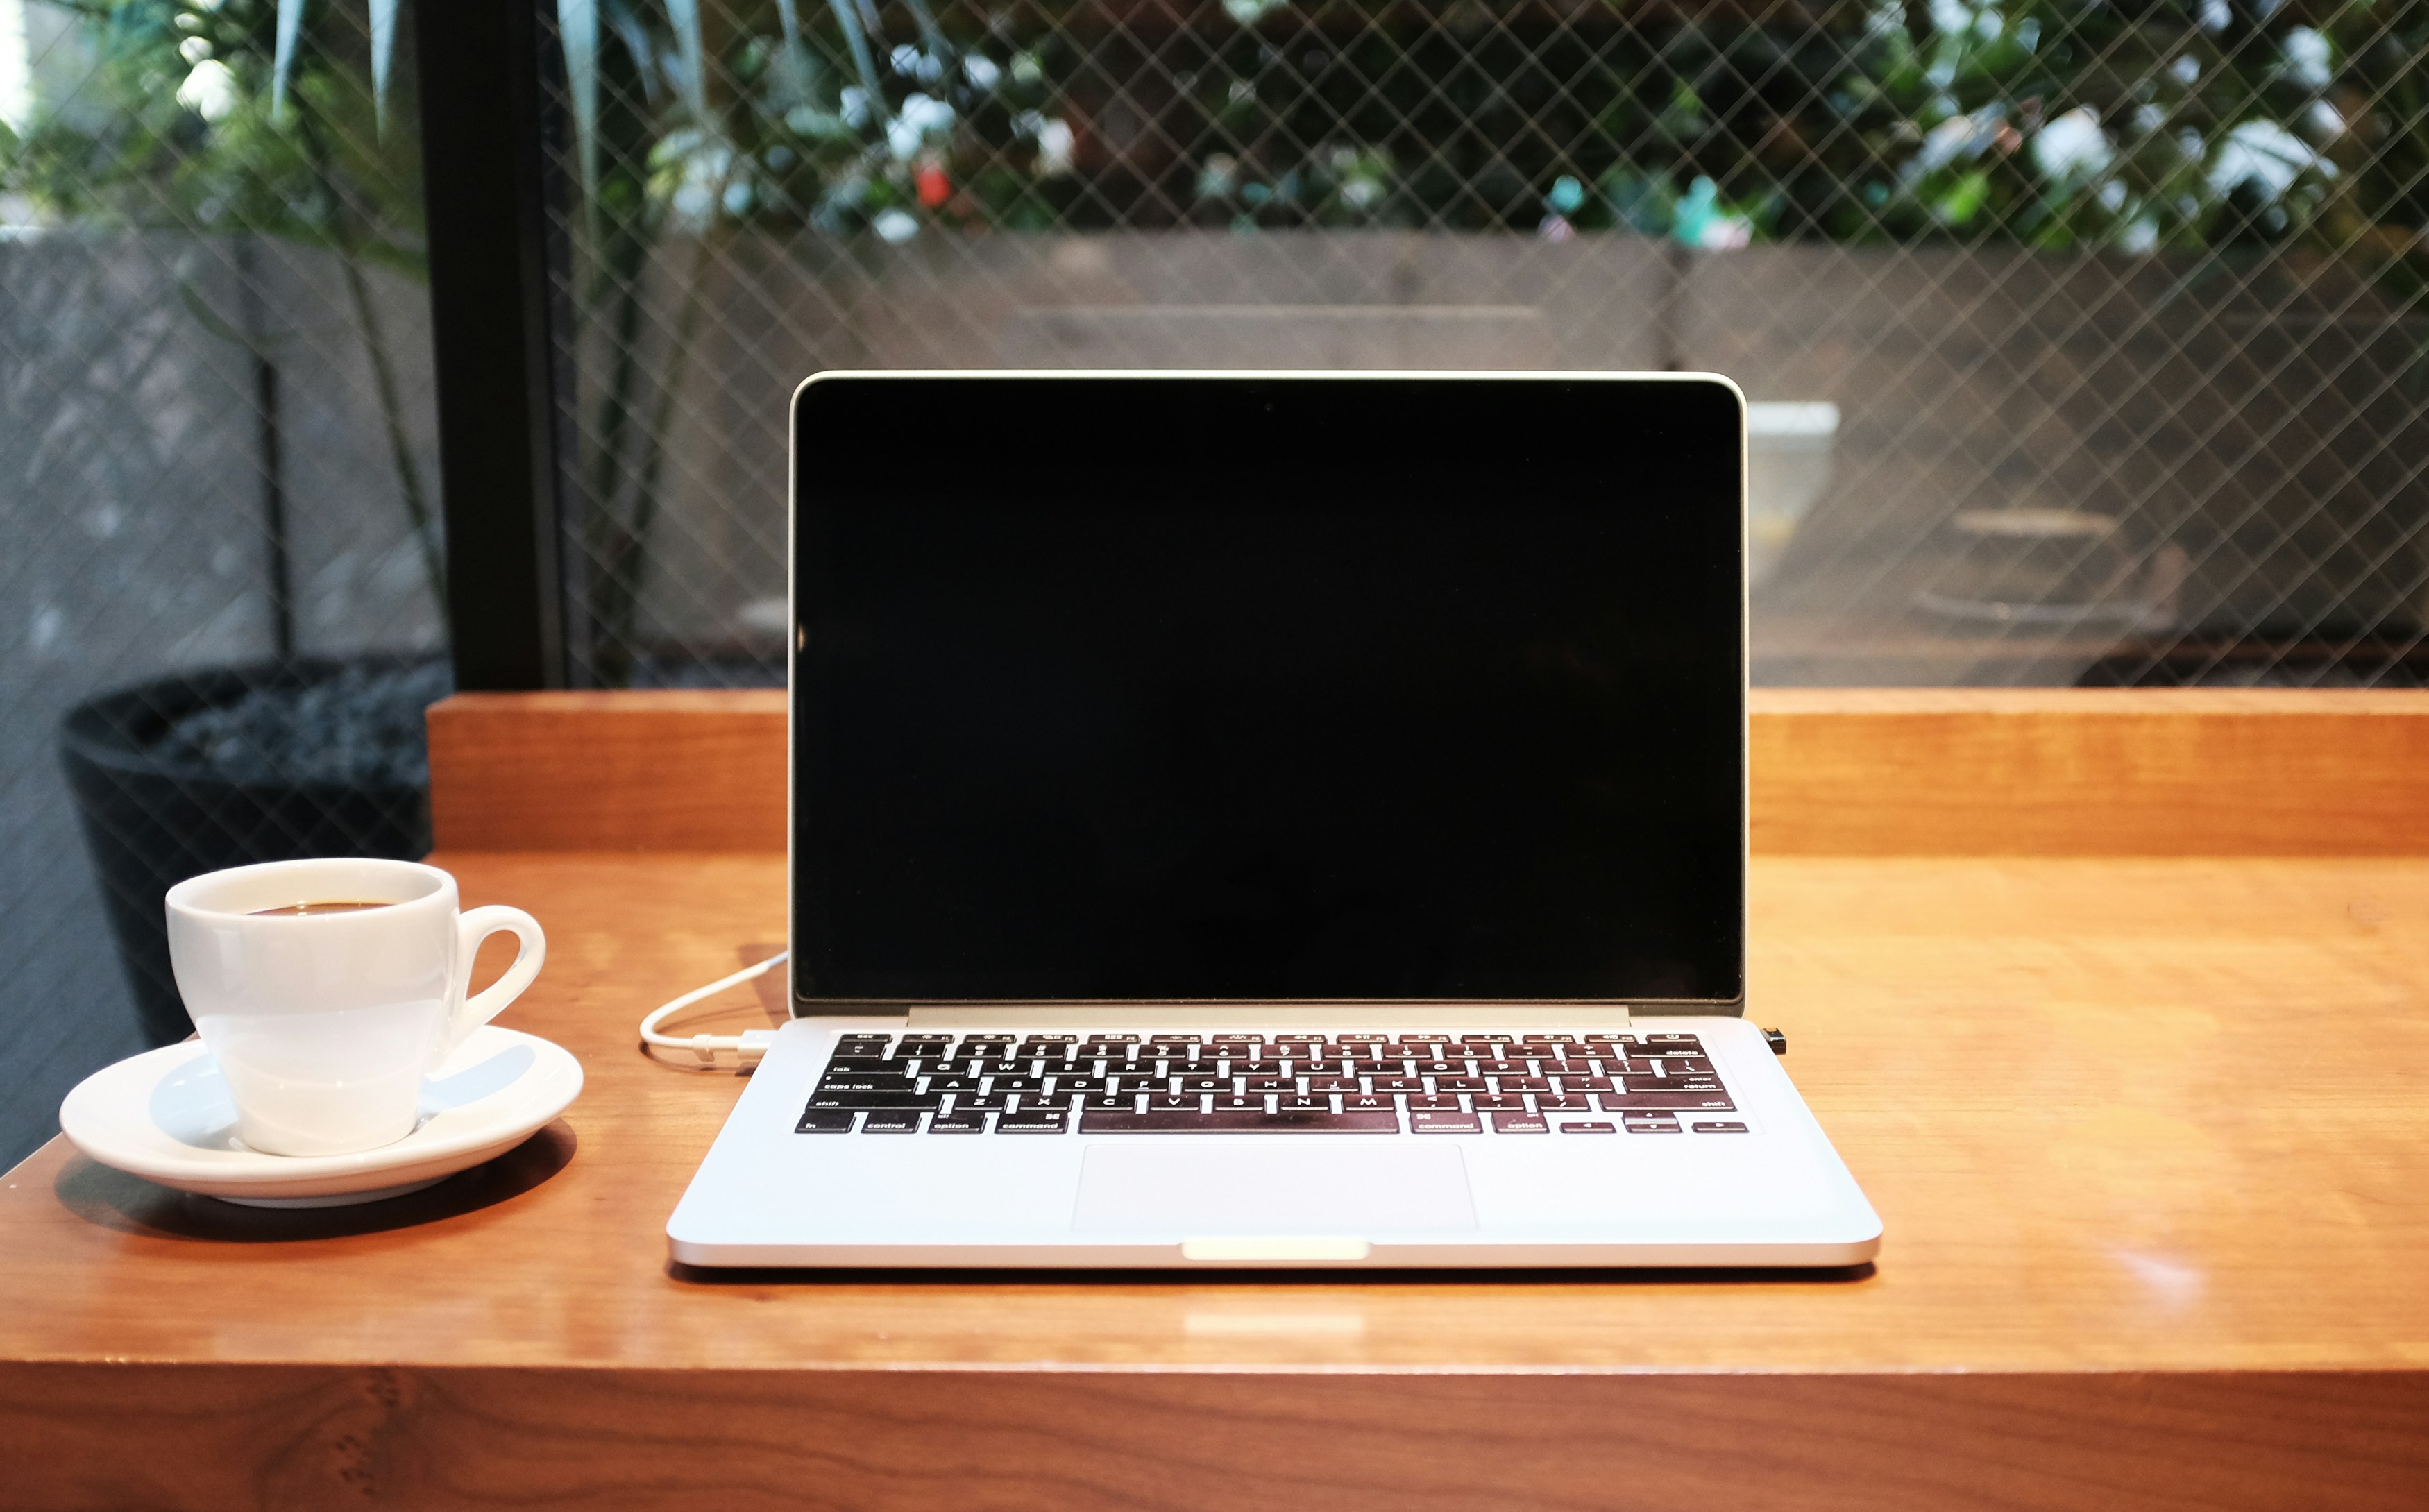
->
1051 1076 1112 1094
1625 1075 1723 1093
1083 1094 1140 1112
1490 1112 1549 1134
1411 1110 1482 1133
1078 1108 1400 1133
1557 1077 1614 1093
1309 1076 1362 1093
929 1112 988 1132
1624 1119 1685 1135
1277 1095 1332 1112
1534 1095 1591 1112
950 1091 1010 1112
1597 1092 1736 1112
990 1076 1047 1092
1144 1093 1205 1113
807 1091 943 1111
1342 1094 1397 1112
1372 1076 1428 1094
1406 1094 1463 1112
1244 1077 1298 1093
861 1110 923 1133
1470 1095 1528 1112
1182 1077 1230 1094
795 1110 856 1133
996 1110 1069 1133
817 1073 918 1093
923 1076 983 1092
1558 1121 1618 1134
1693 1121 1751 1133
1430 1076 1489 1092
1212 1095 1264 1114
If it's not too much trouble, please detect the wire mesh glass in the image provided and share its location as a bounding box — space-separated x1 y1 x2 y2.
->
541 0 2429 690
0 0 445 1155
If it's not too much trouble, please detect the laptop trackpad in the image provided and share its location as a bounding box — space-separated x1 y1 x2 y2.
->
1072 1144 1478 1234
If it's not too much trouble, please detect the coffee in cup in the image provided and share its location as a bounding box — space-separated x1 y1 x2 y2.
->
245 901 396 917
165 858 546 1157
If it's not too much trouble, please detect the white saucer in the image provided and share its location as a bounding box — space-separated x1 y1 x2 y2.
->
59 1026 584 1207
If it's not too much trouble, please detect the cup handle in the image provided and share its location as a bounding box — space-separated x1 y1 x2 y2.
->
446 905 547 1057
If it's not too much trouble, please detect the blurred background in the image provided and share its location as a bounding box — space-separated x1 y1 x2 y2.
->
3 0 2426 1162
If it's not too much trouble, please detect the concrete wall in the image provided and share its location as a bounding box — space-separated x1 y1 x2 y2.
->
0 229 440 1166
604 232 2429 686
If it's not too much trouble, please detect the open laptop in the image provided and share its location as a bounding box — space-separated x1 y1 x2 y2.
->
668 371 1881 1268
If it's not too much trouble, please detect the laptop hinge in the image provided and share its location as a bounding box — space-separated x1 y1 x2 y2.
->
886 1003 1639 1030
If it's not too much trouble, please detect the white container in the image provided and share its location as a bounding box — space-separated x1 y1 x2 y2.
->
1746 400 1839 587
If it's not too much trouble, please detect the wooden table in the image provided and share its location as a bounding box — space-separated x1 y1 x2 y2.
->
6 847 2428 1509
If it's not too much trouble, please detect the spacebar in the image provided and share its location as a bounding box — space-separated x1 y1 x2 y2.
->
1079 1109 1402 1133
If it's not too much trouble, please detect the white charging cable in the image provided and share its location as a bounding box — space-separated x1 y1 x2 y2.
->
638 951 788 1070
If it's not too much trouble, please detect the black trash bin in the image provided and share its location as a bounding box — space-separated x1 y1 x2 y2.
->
58 658 445 1047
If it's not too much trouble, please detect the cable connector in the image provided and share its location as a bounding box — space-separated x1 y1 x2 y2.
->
738 1028 779 1068
639 951 789 1072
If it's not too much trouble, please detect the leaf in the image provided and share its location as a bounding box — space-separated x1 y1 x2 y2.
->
559 0 600 207
899 0 948 61
371 0 397 136
664 0 706 124
824 0 888 123
271 0 305 118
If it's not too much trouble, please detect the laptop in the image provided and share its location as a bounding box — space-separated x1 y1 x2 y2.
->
667 371 1881 1268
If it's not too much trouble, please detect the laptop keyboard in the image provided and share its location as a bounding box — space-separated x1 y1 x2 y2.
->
795 1032 1747 1135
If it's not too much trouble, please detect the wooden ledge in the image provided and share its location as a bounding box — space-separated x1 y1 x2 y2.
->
1748 687 2429 854
430 690 786 853
428 688 2429 856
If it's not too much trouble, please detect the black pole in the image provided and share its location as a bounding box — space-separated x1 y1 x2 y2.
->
237 235 294 664
414 0 567 688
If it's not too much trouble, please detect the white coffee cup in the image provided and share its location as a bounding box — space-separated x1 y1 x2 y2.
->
164 858 546 1157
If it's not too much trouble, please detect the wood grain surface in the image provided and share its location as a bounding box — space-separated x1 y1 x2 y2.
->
425 688 2429 855
428 690 787 852
1750 686 2429 854
5 851 2429 1506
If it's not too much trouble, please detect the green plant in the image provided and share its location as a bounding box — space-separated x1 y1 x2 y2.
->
1 0 441 636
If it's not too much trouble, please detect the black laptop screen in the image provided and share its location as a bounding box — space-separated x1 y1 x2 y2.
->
792 374 1745 1005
